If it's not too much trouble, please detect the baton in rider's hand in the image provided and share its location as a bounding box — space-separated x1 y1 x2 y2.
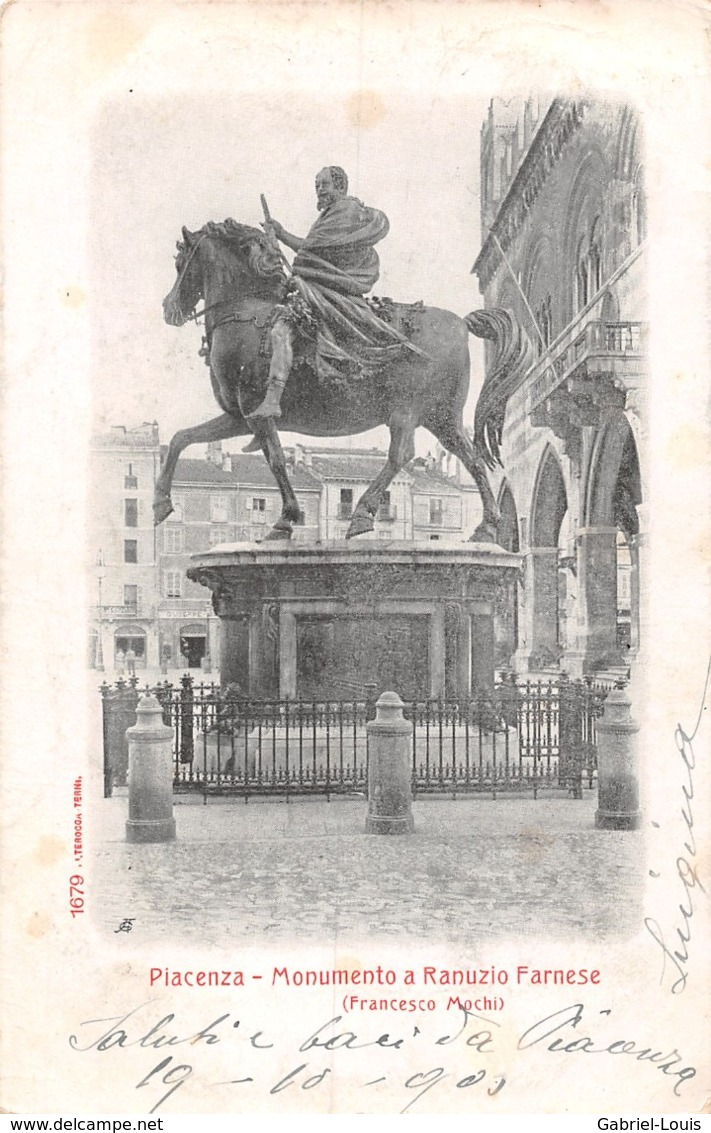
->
260 194 292 276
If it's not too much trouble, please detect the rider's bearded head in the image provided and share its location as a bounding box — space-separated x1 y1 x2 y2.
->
315 166 348 211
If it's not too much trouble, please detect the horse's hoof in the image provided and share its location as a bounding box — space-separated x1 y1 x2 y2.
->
346 515 374 539
469 522 498 544
262 524 293 541
153 496 174 525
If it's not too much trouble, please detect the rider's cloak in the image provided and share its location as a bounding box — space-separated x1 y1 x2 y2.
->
286 196 425 380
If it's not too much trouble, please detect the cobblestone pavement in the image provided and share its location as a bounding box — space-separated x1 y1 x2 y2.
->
91 793 644 948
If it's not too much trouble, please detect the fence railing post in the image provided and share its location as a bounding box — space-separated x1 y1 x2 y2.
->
595 683 641 830
100 682 112 798
558 673 584 798
366 692 414 835
126 694 177 843
179 674 194 765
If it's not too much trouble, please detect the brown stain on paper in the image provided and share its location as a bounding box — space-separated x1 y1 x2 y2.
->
345 90 386 130
34 834 65 867
86 9 145 72
26 911 52 939
61 286 86 309
666 424 709 473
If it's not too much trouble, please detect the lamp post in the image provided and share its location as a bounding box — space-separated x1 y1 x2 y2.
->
96 550 105 672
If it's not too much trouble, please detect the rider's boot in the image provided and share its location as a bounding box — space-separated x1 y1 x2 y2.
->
248 376 286 420
248 318 292 420
242 435 263 453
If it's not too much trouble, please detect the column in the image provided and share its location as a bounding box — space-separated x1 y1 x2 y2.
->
429 606 446 698
578 526 618 670
526 547 560 670
279 608 297 699
456 607 472 699
470 604 495 695
220 615 249 688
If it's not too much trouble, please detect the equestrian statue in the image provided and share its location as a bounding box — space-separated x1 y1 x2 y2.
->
157 165 533 541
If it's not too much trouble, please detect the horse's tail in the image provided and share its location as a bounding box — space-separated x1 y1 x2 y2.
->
465 308 537 470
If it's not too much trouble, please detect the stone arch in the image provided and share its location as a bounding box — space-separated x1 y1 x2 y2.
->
497 480 520 552
562 149 609 323
494 275 526 327
586 413 642 532
526 447 571 669
522 230 556 350
614 104 643 180
581 413 643 667
531 446 568 548
495 481 520 663
631 163 647 248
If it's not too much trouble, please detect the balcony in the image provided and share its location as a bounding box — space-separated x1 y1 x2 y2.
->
337 505 353 520
376 505 397 522
529 320 646 410
527 320 647 457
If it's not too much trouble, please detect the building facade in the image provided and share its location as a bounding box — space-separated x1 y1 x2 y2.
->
88 424 161 670
473 97 646 676
89 433 484 673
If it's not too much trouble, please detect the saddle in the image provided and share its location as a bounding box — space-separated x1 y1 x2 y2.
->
366 296 427 340
274 283 429 388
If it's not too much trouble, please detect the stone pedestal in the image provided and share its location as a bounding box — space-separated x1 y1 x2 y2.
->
595 685 641 830
365 692 414 835
125 695 176 843
188 541 521 701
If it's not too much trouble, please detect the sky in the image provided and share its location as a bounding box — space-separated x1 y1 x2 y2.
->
90 87 489 455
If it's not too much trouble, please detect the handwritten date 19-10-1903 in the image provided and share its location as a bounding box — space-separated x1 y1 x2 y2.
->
68 1001 697 1113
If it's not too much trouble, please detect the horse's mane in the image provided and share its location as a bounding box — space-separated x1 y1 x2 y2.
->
176 219 283 281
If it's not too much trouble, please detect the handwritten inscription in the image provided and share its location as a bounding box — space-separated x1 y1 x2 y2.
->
518 1003 696 1095
68 1001 696 1113
645 655 709 993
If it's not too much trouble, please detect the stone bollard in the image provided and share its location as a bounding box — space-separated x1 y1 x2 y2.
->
126 694 176 843
366 692 414 835
595 685 641 830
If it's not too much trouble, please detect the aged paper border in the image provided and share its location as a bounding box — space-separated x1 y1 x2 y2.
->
2 0 710 1118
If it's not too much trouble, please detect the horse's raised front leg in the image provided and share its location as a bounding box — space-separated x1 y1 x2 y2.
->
427 422 500 542
154 412 247 525
347 409 417 539
251 419 304 540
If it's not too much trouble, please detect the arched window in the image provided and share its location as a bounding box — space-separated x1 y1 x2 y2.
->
524 236 555 353
589 220 602 294
535 295 553 351
576 236 590 311
575 218 603 314
530 450 570 666
631 167 646 247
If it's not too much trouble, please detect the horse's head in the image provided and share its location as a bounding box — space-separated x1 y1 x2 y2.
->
162 220 285 326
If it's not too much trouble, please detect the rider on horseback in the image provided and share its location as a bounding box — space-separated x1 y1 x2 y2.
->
249 166 392 420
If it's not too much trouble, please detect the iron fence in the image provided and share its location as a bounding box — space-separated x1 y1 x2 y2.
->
101 674 610 802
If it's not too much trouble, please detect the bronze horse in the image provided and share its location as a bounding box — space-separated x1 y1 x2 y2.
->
159 219 531 540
